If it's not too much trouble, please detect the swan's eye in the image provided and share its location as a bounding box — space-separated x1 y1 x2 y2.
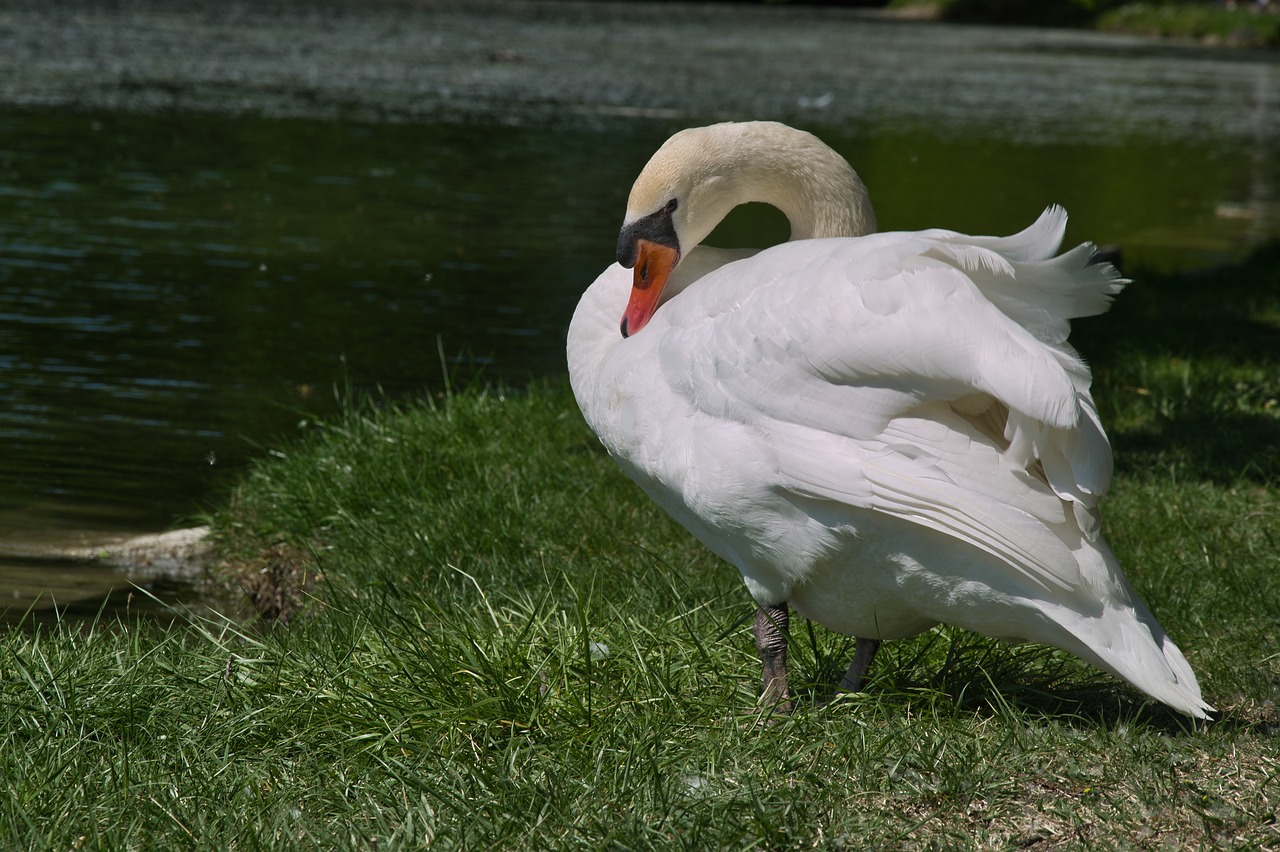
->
664 198 678 214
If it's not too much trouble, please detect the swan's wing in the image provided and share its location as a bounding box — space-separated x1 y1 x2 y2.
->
656 230 1116 592
764 411 1082 593
661 233 1087 441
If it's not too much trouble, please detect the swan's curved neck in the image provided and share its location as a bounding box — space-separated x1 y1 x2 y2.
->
628 122 877 253
723 129 876 244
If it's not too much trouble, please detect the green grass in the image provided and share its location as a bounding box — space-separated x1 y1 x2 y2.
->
3 242 1279 847
888 0 1280 47
1099 4 1280 48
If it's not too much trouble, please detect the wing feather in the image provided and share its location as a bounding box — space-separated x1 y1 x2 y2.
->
655 219 1118 594
769 423 1081 592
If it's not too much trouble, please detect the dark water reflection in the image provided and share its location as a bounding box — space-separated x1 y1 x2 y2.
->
2 115 623 532
1 102 1277 618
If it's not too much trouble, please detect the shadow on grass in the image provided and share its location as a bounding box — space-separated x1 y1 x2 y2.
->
1072 239 1280 486
1113 410 1280 486
791 626 1262 735
1076 238 1280 354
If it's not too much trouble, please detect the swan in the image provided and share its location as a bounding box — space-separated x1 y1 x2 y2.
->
566 121 1211 719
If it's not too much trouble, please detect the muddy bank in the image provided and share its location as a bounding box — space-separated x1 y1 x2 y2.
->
0 526 216 622
66 527 213 581
0 527 210 578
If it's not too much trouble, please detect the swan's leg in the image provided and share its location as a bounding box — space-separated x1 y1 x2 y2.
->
838 637 881 693
753 602 792 711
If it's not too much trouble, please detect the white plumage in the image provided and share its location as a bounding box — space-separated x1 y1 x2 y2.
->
567 121 1211 718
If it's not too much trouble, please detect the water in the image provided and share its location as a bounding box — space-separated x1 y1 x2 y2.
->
1 10 1278 620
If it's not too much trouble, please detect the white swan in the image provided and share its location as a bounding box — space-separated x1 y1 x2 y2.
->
567 121 1211 719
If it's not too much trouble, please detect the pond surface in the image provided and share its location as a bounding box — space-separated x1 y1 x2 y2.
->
1 5 1278 621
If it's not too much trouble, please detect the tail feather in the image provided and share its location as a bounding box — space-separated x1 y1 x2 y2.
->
958 204 1069 262
1053 539 1213 719
1089 612 1214 720
924 206 1126 345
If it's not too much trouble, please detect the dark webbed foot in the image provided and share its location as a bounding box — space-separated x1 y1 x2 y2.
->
753 602 792 712
838 637 881 693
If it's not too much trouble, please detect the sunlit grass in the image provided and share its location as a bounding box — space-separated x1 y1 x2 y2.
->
889 0 1280 47
1099 3 1280 48
2 243 1278 847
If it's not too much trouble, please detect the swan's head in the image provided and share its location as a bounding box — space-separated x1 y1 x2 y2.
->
614 122 873 338
615 126 732 338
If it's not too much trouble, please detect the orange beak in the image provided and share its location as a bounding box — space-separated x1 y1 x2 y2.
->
620 239 680 338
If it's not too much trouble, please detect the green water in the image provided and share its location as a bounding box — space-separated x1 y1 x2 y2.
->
1 102 1276 617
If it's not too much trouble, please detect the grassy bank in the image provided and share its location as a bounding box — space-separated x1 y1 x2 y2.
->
1098 3 1280 48
888 0 1280 47
3 242 1279 847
